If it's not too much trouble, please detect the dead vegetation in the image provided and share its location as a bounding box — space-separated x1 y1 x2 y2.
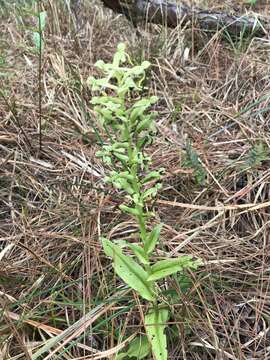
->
0 0 270 359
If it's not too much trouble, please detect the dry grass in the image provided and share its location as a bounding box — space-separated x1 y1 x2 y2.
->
0 0 270 359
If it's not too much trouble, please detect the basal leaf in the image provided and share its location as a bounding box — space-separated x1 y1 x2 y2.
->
127 335 151 359
145 307 169 360
102 238 155 301
147 256 202 281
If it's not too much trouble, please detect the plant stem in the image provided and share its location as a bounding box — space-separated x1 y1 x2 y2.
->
38 1 42 152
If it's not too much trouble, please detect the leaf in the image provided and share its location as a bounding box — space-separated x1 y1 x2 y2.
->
91 96 122 106
118 171 135 181
145 307 169 360
115 354 127 360
112 178 134 195
38 11 47 31
114 152 129 163
136 116 153 133
127 335 151 359
145 224 162 255
128 243 149 265
119 205 141 217
94 59 105 70
147 256 202 281
102 238 155 301
142 171 163 184
142 183 162 200
113 42 127 66
141 61 152 70
129 97 157 123
32 32 43 51
246 0 257 5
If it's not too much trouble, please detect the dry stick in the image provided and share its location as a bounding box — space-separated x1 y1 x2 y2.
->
157 199 270 212
101 0 267 37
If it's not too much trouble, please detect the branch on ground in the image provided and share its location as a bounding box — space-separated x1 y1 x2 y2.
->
101 0 268 37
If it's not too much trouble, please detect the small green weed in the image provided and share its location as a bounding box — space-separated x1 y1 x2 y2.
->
183 140 206 186
244 142 269 170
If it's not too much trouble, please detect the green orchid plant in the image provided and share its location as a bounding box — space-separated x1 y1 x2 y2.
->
89 43 202 360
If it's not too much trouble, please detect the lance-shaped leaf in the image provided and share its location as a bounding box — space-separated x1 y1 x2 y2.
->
128 243 149 265
145 307 169 360
142 183 162 200
38 11 47 31
142 170 163 184
33 32 43 51
113 152 129 163
145 224 162 255
147 256 202 281
102 238 155 301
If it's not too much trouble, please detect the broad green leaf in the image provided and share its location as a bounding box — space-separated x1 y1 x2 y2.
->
145 307 169 360
128 243 149 265
145 224 162 255
148 256 202 281
113 239 128 247
102 238 155 301
115 336 151 359
127 335 151 359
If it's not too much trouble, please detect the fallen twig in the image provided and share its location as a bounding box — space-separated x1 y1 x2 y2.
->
101 0 267 37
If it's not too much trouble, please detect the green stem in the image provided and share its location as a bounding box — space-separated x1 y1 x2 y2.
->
137 210 147 243
124 122 149 246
